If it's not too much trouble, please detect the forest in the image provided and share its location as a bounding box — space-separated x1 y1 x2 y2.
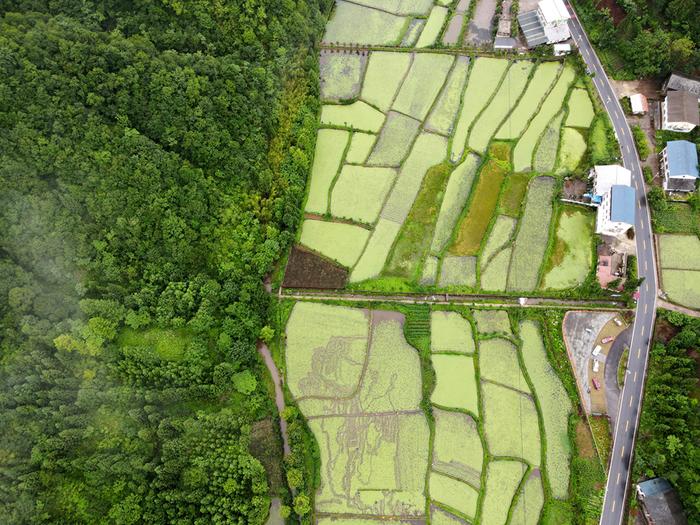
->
0 0 329 523
635 311 700 523
573 0 699 78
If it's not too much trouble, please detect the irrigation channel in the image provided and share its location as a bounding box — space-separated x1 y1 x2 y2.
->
280 288 627 310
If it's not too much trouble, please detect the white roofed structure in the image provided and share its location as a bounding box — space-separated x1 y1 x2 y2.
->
538 0 570 24
629 94 648 115
592 165 632 197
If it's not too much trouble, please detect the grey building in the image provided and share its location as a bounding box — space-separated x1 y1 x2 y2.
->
636 478 688 525
663 72 700 100
661 90 699 133
660 140 699 192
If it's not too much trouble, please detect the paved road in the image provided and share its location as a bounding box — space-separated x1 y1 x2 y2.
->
604 326 632 428
565 5 658 524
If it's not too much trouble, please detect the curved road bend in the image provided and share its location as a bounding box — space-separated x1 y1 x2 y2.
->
565 5 658 524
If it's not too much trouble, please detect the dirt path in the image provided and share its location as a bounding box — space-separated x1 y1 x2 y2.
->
257 342 291 456
657 299 700 318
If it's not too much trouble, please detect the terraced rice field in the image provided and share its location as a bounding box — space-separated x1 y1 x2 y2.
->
287 303 577 523
541 207 594 290
658 234 700 308
292 48 600 294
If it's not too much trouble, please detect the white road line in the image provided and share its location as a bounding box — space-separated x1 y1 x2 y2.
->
612 500 617 513
644 303 648 314
634 371 638 382
638 347 641 358
629 396 633 407
643 239 647 250
617 472 621 483
641 325 645 337
620 446 625 458
625 419 629 432
644 260 648 272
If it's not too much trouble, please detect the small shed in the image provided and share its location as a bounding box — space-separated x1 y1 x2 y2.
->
630 93 649 115
553 43 571 56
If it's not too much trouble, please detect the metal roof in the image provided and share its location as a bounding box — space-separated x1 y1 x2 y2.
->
666 90 700 126
637 478 689 525
666 140 699 178
538 0 570 23
517 10 548 47
494 36 517 49
665 73 700 98
610 185 635 225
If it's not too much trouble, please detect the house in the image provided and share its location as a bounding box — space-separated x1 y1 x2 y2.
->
660 140 699 192
630 93 648 115
663 72 700 101
661 90 699 133
553 43 572 56
595 185 636 237
636 478 688 525
517 0 570 48
494 36 517 49
590 165 632 201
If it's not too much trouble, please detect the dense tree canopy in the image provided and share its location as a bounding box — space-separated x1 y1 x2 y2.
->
635 311 700 523
0 1 328 522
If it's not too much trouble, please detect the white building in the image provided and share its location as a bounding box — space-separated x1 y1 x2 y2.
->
596 185 636 238
590 165 632 200
661 140 699 192
537 0 571 43
629 93 648 115
553 43 572 56
661 90 699 133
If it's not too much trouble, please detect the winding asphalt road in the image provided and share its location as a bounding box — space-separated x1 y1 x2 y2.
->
564 5 658 524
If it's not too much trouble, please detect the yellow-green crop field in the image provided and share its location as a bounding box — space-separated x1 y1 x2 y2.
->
289 44 599 293
658 234 700 309
284 302 582 524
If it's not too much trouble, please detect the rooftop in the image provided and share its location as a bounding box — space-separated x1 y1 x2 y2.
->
593 164 632 196
630 93 648 114
637 478 688 525
666 90 700 126
538 0 571 23
665 140 699 178
518 10 548 47
610 185 635 225
665 72 700 98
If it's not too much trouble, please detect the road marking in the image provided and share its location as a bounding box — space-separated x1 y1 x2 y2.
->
629 396 633 407
625 419 629 432
644 260 648 272
638 347 641 358
621 446 625 458
640 221 645 231
641 325 645 337
643 239 647 250
612 500 617 513
634 371 638 382
644 303 648 314
617 472 621 484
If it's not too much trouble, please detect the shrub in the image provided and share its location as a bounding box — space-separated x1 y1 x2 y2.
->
632 125 650 159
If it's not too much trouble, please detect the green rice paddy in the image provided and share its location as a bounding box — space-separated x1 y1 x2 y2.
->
323 1 407 45
480 247 512 291
557 127 587 173
473 309 511 335
481 215 516 264
479 338 531 393
345 132 376 164
499 173 531 217
426 56 471 135
541 207 594 290
361 51 412 112
320 53 365 101
431 354 479 413
432 409 483 485
661 269 700 308
393 53 454 120
439 255 477 287
305 129 349 214
565 88 595 128
659 234 700 308
429 471 479 518
510 470 545 525
416 5 449 48
321 101 386 132
299 219 370 268
481 461 528 525
533 111 564 173
330 166 396 224
431 311 475 354
367 111 421 166
350 218 402 282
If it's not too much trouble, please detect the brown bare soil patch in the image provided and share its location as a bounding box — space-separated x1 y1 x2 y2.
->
596 0 626 25
283 245 348 289
576 419 596 459
653 318 679 344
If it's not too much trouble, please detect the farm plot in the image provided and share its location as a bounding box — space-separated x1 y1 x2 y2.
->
432 409 483 486
442 13 465 45
426 56 471 136
367 111 421 167
513 65 576 172
510 469 545 525
323 2 408 45
481 461 528 525
305 129 349 214
473 309 511 335
565 88 595 128
431 354 479 414
321 101 385 132
496 62 561 140
421 256 440 285
393 53 454 121
429 471 479 518
541 207 594 290
520 321 572 499
320 52 366 102
533 111 564 173
499 173 531 217
361 52 413 112
557 127 587 174
350 219 402 283
431 311 475 354
508 177 556 291
481 215 517 264
299 220 370 268
439 255 477 287
451 58 509 161
468 61 533 153
480 248 512 291
479 338 531 393
416 5 449 47
658 234 700 309
346 0 433 15
431 506 469 525
345 132 377 164
330 166 396 224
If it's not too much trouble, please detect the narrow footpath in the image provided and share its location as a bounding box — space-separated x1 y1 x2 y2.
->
257 342 291 456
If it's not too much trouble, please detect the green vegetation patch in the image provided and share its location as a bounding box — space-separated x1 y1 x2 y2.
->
286 302 369 399
416 6 450 48
513 66 576 172
367 111 421 167
432 409 484 486
473 309 511 335
320 52 365 101
350 219 402 283
480 247 512 291
384 162 453 279
659 234 700 270
431 154 481 254
508 177 555 291
361 51 413 112
588 116 614 164
431 311 475 354
421 255 440 285
451 57 510 161
348 0 433 15
345 132 376 164
321 101 386 133
426 56 471 135
482 382 541 465
381 133 448 224
299 219 370 268
481 215 517 264
468 62 534 153
393 53 454 121
500 173 531 217
439 256 477 287
662 269 700 309
431 354 479 414
652 202 700 235
323 1 408 45
510 469 545 525
479 338 530 393
557 128 587 174
118 327 193 361
496 62 561 140
481 460 528 525
429 471 479 519
520 321 572 499
541 207 593 290
533 111 564 173
330 166 396 224
449 158 507 256
305 129 350 214
565 88 594 128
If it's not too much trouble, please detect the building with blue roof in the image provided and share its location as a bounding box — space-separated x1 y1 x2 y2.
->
661 140 699 192
636 478 688 524
596 184 636 237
